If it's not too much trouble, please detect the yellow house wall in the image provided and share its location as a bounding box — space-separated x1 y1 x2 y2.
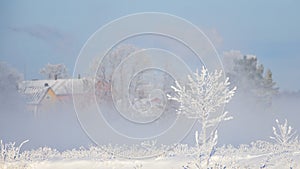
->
39 88 57 112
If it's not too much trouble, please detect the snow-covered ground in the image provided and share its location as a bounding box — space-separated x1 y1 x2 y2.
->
3 153 300 169
2 141 300 169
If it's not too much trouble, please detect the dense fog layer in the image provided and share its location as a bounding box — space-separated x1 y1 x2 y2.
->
1 61 299 150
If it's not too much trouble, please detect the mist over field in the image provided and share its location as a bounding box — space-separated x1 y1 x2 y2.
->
1 1 300 168
1 57 300 149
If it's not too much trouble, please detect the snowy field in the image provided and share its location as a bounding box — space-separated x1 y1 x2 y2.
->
2 140 300 169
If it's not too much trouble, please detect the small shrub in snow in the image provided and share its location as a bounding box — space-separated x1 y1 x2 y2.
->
0 139 28 162
61 146 109 160
249 140 274 154
168 144 195 157
260 119 299 168
21 147 60 161
140 140 158 153
270 119 299 147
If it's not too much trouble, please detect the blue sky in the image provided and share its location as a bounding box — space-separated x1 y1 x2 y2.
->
0 0 299 91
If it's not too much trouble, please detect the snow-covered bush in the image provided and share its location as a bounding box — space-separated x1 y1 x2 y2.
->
21 147 60 161
270 119 299 147
257 119 299 168
249 140 274 154
61 146 111 160
167 144 196 158
0 139 28 162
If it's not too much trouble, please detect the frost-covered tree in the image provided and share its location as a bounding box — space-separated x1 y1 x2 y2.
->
0 62 23 91
91 44 139 83
0 62 24 111
168 67 236 145
39 63 69 80
227 55 278 106
261 69 277 103
168 67 236 168
90 44 139 98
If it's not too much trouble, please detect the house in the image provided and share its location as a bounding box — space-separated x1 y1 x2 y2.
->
18 80 56 115
18 78 95 115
